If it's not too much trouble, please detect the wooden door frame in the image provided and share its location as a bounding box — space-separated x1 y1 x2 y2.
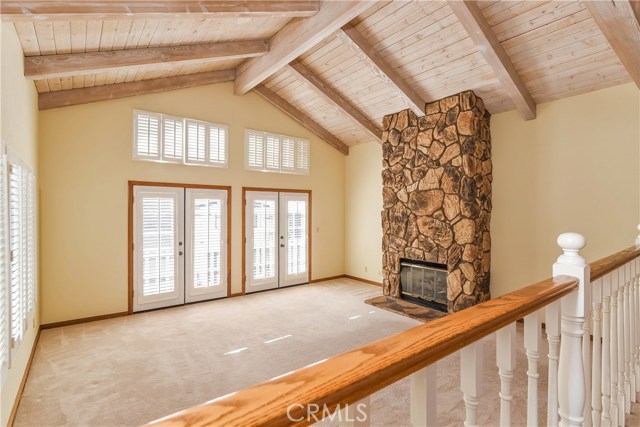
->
128 181 232 314
242 187 312 295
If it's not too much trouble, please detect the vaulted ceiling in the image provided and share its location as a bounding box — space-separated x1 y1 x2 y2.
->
2 0 639 155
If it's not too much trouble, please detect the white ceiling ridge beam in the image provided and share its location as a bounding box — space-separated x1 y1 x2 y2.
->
336 23 426 117
447 0 536 120
288 60 382 142
234 0 377 95
25 40 270 80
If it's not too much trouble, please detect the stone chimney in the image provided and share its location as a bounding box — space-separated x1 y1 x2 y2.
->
381 90 492 312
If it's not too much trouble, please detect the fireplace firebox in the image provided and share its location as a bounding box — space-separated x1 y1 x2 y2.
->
400 259 447 312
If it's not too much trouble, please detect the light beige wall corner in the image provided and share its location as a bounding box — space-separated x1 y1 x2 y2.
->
38 82 345 324
491 83 640 298
345 142 383 283
0 22 40 426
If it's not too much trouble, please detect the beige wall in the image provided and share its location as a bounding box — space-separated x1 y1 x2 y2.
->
343 83 640 300
491 83 640 297
0 22 40 426
39 82 345 324
345 142 383 283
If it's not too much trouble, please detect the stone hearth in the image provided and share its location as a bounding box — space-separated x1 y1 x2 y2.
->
381 90 492 312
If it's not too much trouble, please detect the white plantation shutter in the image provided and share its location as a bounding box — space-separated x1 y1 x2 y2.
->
192 199 222 288
134 111 161 160
281 138 295 171
141 196 176 296
26 173 35 314
246 130 265 169
265 134 280 170
9 164 23 342
286 200 307 275
252 199 276 280
208 126 227 166
295 139 310 174
0 153 8 375
162 116 184 162
245 130 309 175
186 120 207 164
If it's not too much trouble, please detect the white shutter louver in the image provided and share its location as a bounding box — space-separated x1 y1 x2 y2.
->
287 200 307 275
0 153 8 373
295 139 310 174
246 130 265 169
265 134 280 170
208 126 227 166
162 116 184 162
141 195 176 296
134 111 161 160
9 164 23 342
252 200 276 280
192 199 222 288
186 120 207 164
281 138 295 171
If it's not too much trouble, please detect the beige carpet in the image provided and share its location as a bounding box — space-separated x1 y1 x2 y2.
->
13 278 640 426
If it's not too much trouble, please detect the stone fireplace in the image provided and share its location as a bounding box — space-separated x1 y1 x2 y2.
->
381 90 492 312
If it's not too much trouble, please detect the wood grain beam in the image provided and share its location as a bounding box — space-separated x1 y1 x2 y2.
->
447 0 537 120
584 0 640 88
1 1 320 20
287 60 382 142
25 40 268 80
336 24 426 117
234 0 375 95
38 69 235 110
253 84 349 155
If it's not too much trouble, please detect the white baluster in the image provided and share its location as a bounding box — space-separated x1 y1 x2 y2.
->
584 311 593 427
554 233 589 427
548 300 561 427
525 312 541 426
592 278 603 427
616 268 625 426
623 263 631 413
461 342 483 427
634 258 640 397
630 260 637 404
497 323 516 427
411 364 437 427
610 271 619 427
602 273 612 427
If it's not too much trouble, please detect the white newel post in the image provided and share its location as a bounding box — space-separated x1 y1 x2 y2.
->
554 232 590 427
602 274 612 427
592 278 603 427
548 300 561 427
629 260 636 403
525 311 541 426
623 264 631 413
461 342 483 427
610 271 619 427
635 258 640 395
497 323 516 427
616 268 625 426
410 364 437 427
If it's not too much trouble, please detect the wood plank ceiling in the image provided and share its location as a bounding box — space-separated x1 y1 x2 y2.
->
2 0 638 154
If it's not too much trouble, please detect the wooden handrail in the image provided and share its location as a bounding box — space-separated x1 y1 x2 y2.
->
590 245 640 281
147 275 578 427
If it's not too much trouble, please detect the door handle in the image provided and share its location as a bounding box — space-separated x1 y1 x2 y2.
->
179 251 183 256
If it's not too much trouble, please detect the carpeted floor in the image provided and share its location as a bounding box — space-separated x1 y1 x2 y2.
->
13 278 640 426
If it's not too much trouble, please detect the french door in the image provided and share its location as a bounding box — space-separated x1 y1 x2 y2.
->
133 185 228 312
245 191 309 293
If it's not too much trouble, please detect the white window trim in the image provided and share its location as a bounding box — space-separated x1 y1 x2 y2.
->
132 109 228 168
244 129 310 176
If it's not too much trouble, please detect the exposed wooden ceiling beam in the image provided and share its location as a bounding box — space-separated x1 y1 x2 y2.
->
25 40 269 80
288 60 382 142
253 84 349 155
1 1 320 20
38 69 235 110
584 0 640 88
447 0 536 120
234 0 375 96
336 24 426 117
